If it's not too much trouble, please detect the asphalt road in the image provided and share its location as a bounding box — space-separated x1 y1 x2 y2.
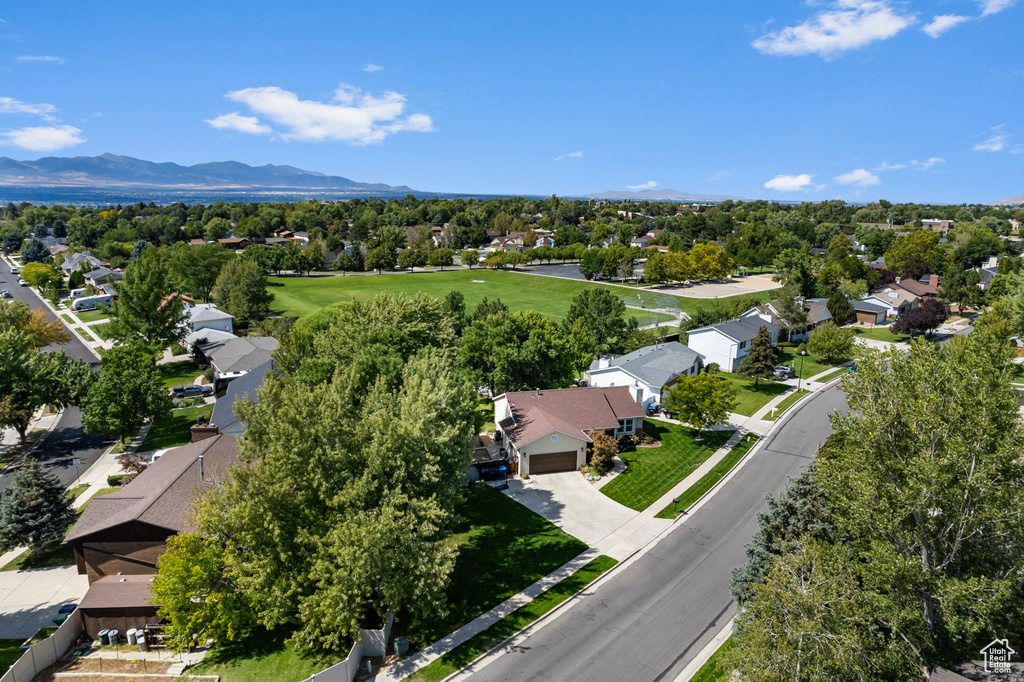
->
0 266 111 492
458 385 850 682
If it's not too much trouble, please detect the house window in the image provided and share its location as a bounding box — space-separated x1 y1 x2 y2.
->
739 340 748 349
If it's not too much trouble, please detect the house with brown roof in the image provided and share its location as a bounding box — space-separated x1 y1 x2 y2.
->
493 387 644 475
77 574 160 639
742 297 832 341
891 275 939 300
64 435 239 584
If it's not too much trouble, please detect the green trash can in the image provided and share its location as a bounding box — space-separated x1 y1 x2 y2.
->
394 636 409 658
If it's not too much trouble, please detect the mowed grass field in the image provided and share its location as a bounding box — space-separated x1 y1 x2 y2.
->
268 269 769 322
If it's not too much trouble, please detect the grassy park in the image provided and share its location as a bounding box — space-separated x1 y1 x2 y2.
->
600 421 733 511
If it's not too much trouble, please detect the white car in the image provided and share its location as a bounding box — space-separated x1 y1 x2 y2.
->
0 290 9 298
18 278 28 287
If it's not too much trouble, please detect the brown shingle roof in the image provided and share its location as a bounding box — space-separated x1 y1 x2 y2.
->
892 279 937 297
497 387 644 448
65 435 239 543
79 575 157 610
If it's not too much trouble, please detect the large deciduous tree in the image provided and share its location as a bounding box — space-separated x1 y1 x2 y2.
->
211 259 274 325
806 321 855 364
109 247 184 349
890 299 948 337
0 300 69 347
20 262 63 291
165 242 235 301
664 372 736 439
81 344 172 444
0 460 75 551
563 288 629 356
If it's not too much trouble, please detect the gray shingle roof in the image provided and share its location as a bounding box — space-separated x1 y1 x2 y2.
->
852 299 887 313
694 317 781 342
199 336 278 374
210 360 274 435
189 304 234 324
591 342 701 389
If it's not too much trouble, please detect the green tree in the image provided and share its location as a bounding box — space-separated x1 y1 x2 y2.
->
212 259 274 325
152 533 255 652
365 245 397 273
471 296 508 323
566 317 597 379
428 247 455 271
772 247 815 296
81 344 172 444
737 325 777 388
0 460 75 551
663 373 737 439
109 248 184 349
883 230 951 278
460 248 479 269
165 242 235 301
825 291 854 325
203 217 231 241
441 290 467 336
579 249 604 280
643 252 670 285
19 238 50 264
938 269 984 312
563 288 629 356
20 262 62 291
806 321 855 363
398 247 427 271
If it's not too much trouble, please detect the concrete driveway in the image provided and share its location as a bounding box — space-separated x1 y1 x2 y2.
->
503 471 637 546
0 565 88 639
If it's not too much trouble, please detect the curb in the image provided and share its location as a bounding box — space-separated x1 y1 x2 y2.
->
0 407 65 475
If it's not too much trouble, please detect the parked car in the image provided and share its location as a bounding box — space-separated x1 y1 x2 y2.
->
10 266 19 275
18 278 28 287
170 385 187 399
0 290 9 298
182 385 213 398
774 364 796 379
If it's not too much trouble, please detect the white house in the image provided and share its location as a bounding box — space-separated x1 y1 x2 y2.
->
585 342 703 409
686 317 781 373
186 303 234 335
741 297 832 341
493 387 644 476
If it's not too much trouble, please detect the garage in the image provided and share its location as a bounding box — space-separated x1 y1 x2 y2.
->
528 451 578 474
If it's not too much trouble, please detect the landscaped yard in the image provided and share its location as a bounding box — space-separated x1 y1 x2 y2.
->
599 421 733 512
0 640 21 675
775 343 840 379
409 555 617 682
763 389 808 421
74 308 109 323
269 269 686 323
157 360 201 389
816 367 852 384
139 404 209 452
190 627 340 682
476 397 495 433
718 375 790 417
89 321 115 340
399 483 587 650
849 324 910 343
655 434 760 519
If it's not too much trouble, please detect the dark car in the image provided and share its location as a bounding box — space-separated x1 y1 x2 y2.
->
170 385 187 399
183 384 213 398
774 364 796 379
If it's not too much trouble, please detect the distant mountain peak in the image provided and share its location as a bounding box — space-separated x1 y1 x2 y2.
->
989 194 1024 206
0 154 415 193
583 188 743 202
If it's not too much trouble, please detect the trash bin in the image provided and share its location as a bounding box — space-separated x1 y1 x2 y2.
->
108 629 119 645
394 635 409 657
126 629 137 645
137 632 147 652
98 629 109 645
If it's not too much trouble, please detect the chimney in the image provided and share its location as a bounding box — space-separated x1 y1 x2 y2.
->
190 423 219 443
929 274 939 288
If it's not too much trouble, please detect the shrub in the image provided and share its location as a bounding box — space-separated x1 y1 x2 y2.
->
171 344 188 356
202 368 215 383
107 474 125 486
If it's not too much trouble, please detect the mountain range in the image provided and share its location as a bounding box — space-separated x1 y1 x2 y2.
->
0 153 416 193
583 188 743 202
989 194 1024 206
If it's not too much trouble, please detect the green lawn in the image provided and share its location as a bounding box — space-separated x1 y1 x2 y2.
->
400 484 587 650
599 421 734 512
816 367 851 384
90 321 115 340
763 390 808 421
74 308 109 323
139 405 209 452
190 627 340 682
157 361 201 389
476 397 495 433
0 640 21 674
850 325 910 343
60 314 75 325
718 375 790 417
775 343 839 379
269 269 684 323
656 434 760 519
689 636 736 682
408 555 617 682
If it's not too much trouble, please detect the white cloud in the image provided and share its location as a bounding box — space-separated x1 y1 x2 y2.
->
764 174 819 191
626 181 658 190
978 0 1016 15
922 14 971 37
913 157 945 169
15 55 65 64
0 96 58 122
974 125 1009 152
0 125 85 152
872 161 906 171
709 170 732 181
555 151 583 161
753 0 916 58
215 83 434 145
363 63 384 72
834 168 880 186
205 112 272 135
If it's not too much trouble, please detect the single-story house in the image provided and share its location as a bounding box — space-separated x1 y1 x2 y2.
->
60 251 102 276
196 336 279 375
742 297 832 341
209 359 273 435
493 387 645 475
891 275 939 300
852 298 887 325
84 267 124 288
183 327 236 352
217 238 250 250
186 303 234 335
630 236 651 248
585 342 704 409
77 575 160 639
686 317 781 373
64 435 239 584
864 289 920 318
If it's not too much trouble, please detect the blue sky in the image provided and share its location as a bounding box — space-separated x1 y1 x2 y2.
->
0 0 1021 203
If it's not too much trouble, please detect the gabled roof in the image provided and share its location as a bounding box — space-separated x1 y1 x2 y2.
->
690 317 780 343
891 279 937 297
210 359 275 435
852 299 887 313
184 327 236 347
65 435 239 543
199 336 278 373
188 303 234 324
589 342 702 389
496 386 644 449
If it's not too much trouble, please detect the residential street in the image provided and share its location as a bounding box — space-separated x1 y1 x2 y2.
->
454 384 849 682
0 267 111 492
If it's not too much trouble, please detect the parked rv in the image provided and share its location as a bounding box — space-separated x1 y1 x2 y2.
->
71 294 112 311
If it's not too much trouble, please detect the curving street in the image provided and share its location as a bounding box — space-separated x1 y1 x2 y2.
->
0 266 111 492
454 384 850 682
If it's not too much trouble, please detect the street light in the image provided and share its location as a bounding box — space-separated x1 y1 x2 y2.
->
797 348 806 391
